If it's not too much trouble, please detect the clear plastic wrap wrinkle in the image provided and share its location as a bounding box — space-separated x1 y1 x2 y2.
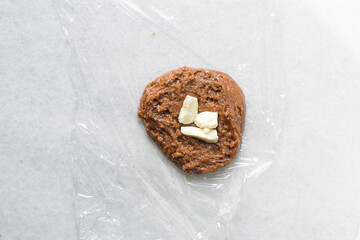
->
54 0 285 239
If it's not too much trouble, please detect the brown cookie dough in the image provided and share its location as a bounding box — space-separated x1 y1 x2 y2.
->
138 67 246 174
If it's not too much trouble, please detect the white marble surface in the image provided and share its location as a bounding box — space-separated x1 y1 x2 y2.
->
0 0 360 239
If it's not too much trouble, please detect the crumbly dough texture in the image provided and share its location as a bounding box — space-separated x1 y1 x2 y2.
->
138 67 246 174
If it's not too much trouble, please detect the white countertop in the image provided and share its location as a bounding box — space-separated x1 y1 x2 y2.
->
1 0 360 239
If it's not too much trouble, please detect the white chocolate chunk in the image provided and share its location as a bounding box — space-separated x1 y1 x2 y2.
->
178 95 198 124
194 111 218 129
180 126 218 143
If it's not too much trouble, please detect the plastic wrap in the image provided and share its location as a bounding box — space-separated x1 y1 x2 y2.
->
54 0 285 239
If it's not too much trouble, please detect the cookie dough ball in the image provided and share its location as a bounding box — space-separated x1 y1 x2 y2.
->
138 67 246 174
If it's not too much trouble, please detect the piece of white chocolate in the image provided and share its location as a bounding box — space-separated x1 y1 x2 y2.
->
194 111 218 129
180 126 218 143
178 95 198 124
